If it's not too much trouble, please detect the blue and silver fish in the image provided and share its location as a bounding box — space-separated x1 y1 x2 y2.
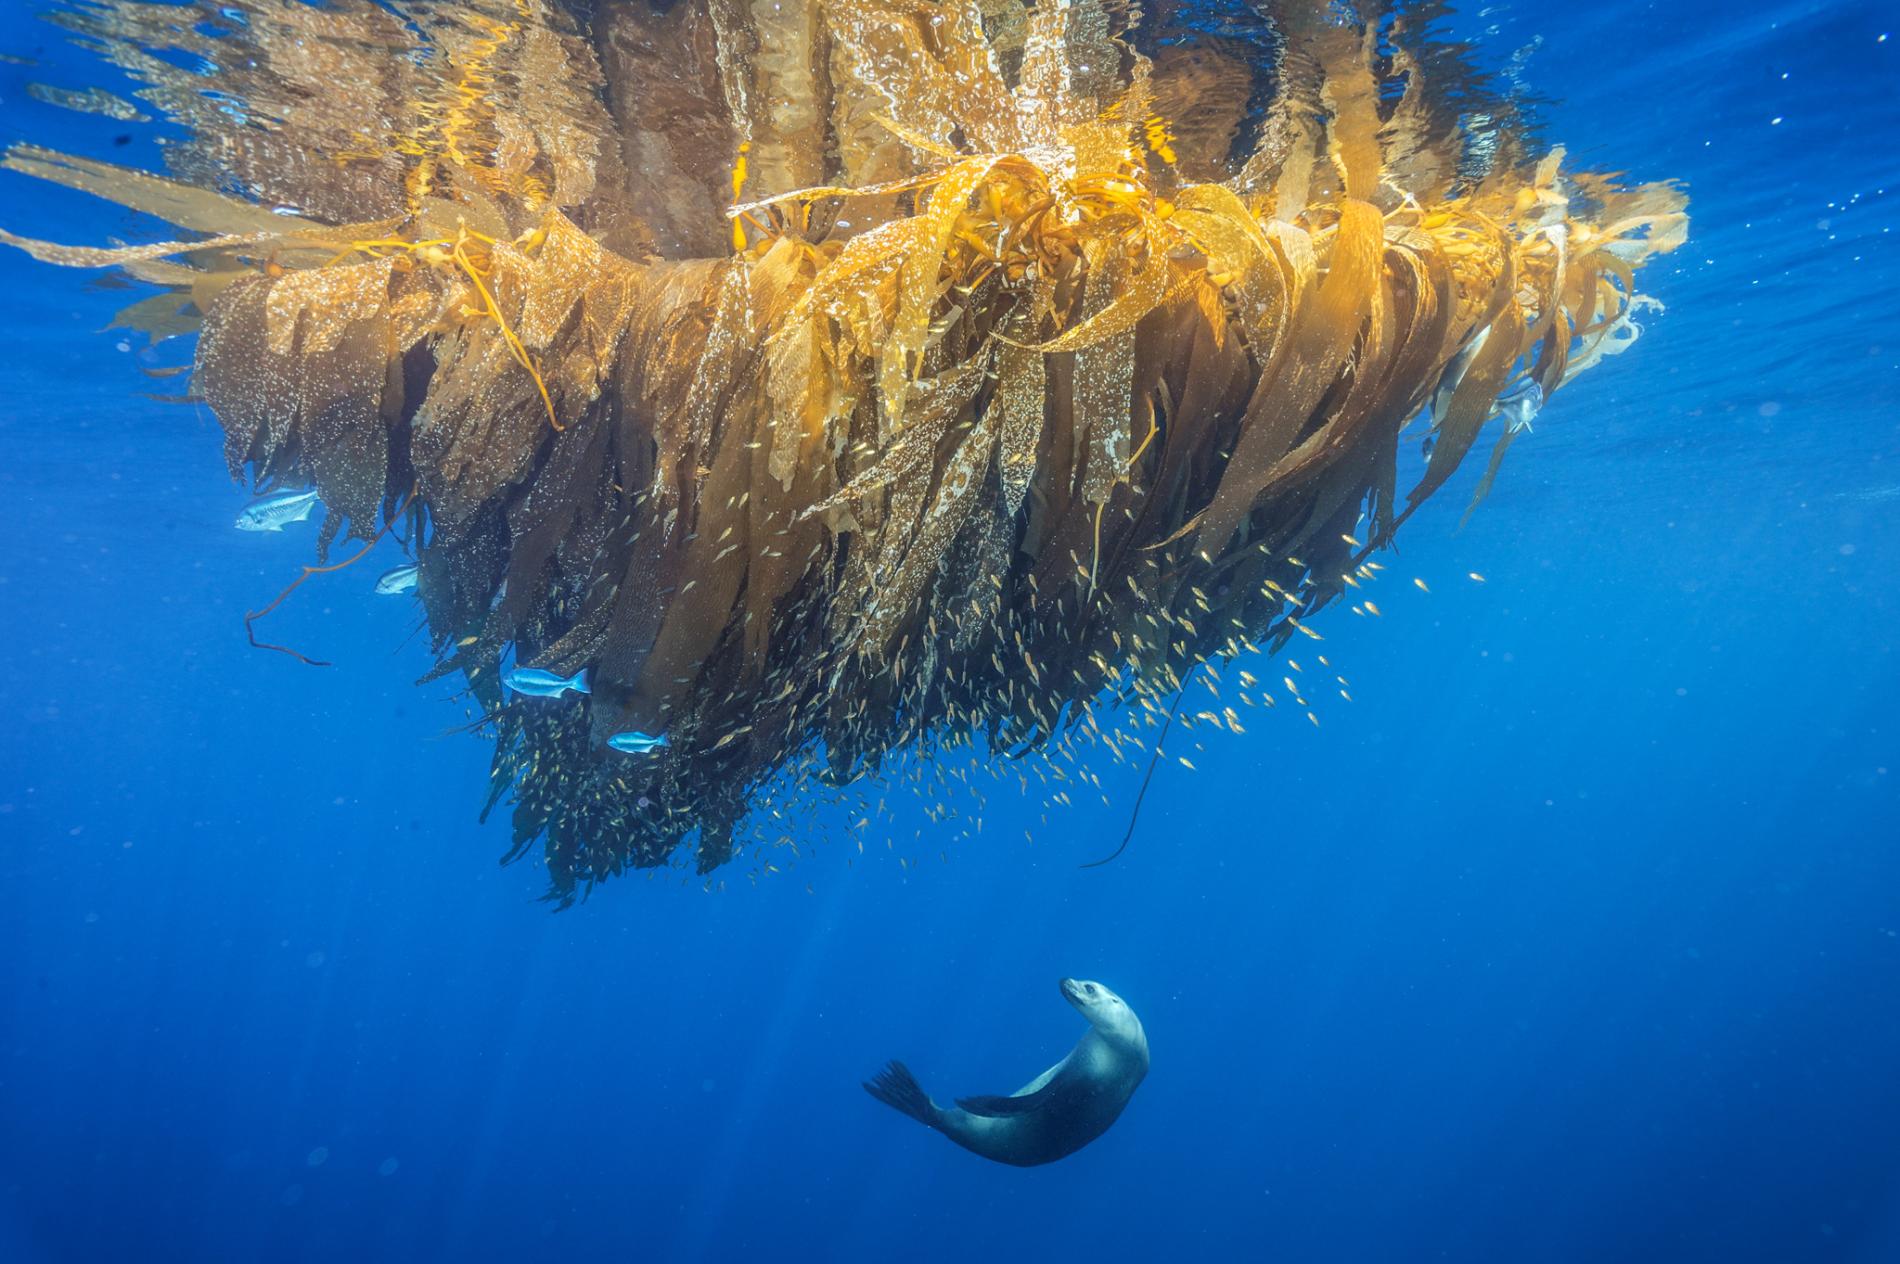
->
234 487 320 532
607 730 668 755
501 665 591 698
373 563 419 595
1495 378 1544 435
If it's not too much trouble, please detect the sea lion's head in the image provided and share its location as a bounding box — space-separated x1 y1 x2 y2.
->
1060 978 1145 1050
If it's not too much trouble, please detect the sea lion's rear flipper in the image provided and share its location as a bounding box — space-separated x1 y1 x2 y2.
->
864 1061 941 1128
955 1081 1061 1117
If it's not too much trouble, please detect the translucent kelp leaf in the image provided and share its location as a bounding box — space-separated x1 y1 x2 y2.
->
857 352 999 651
816 354 991 517
2 145 325 236
1170 184 1283 288
1025 234 1172 356
781 216 923 339
0 226 285 271
1072 249 1138 505
108 291 200 346
297 308 395 544
25 83 148 123
880 155 1007 433
1410 300 1524 509
412 317 547 527
197 277 298 479
680 260 756 477
766 307 850 491
265 259 396 358
514 213 605 348
1197 198 1386 555
830 353 990 642
994 335 1048 518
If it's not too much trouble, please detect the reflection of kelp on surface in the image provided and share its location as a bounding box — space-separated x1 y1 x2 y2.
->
4 0 1684 899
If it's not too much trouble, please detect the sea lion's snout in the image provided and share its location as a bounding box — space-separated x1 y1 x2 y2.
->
1060 978 1098 1007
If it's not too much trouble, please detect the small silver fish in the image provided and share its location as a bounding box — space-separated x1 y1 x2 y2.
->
1495 378 1544 435
501 666 591 698
234 488 320 532
607 730 668 755
374 563 419 595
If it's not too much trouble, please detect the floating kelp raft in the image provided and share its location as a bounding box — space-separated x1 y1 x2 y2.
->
3 0 1684 898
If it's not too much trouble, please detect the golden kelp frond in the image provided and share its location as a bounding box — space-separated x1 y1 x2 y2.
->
2 144 331 237
2 0 1685 898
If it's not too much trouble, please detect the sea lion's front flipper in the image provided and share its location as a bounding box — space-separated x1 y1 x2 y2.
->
956 1080 1061 1117
1011 1056 1067 1098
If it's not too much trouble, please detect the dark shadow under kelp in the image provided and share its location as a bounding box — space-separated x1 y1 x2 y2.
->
1 0 1683 900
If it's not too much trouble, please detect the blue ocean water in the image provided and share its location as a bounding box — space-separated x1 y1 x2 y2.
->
0 2 1896 1261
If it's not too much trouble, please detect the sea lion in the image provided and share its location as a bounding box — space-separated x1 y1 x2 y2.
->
863 978 1149 1167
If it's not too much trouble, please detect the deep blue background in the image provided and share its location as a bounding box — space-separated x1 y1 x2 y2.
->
1 2 1897 1261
